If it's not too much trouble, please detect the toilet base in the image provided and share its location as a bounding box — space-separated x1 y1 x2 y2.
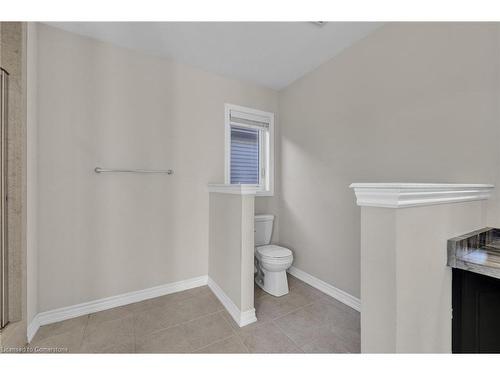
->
255 269 289 297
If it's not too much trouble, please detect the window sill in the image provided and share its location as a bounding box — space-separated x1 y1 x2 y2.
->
208 184 260 195
256 190 274 197
210 183 274 197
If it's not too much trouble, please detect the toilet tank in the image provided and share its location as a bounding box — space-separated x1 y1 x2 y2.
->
255 214 274 246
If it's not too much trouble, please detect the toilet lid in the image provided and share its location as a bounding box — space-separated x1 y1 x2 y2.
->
257 245 292 258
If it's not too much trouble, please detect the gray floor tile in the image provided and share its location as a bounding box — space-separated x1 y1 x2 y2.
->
255 288 315 321
185 286 212 299
274 306 326 347
302 330 350 353
88 305 135 325
236 322 302 353
287 274 306 289
29 326 85 353
83 341 135 353
219 310 265 333
81 316 135 353
306 298 360 332
182 312 234 350
330 326 360 353
195 335 249 353
27 280 360 354
136 288 202 311
136 325 192 353
292 283 328 302
173 293 225 322
254 283 267 300
32 315 89 342
133 304 187 338
322 295 361 316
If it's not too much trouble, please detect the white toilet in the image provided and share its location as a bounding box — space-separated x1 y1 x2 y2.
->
254 214 293 297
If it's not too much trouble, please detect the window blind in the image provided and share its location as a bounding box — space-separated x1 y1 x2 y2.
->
230 109 270 130
230 126 260 184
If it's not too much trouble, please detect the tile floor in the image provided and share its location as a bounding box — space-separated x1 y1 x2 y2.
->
28 275 360 353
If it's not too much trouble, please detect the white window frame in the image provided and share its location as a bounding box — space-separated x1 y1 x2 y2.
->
224 103 274 196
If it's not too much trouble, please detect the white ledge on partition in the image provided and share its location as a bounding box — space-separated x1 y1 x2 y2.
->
208 184 260 195
349 183 494 208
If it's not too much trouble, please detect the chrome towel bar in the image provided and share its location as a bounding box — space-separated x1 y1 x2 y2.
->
94 167 174 175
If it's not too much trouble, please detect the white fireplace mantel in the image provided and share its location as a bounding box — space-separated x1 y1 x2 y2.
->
352 182 494 352
349 183 494 208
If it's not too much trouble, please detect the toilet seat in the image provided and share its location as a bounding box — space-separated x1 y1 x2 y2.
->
256 245 292 260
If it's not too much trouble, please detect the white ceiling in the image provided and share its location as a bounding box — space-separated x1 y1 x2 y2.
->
46 22 382 90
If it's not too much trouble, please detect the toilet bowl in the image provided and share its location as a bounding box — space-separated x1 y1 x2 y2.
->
254 215 293 297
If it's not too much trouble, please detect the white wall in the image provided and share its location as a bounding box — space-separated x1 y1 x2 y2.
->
278 23 500 298
35 22 500 315
37 24 278 312
208 192 255 313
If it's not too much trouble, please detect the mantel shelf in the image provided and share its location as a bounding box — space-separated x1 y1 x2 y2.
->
350 183 494 208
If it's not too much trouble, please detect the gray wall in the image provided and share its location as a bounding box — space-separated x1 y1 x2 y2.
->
278 23 500 298
36 24 278 312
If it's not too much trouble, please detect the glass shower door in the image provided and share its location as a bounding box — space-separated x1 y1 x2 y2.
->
0 67 8 329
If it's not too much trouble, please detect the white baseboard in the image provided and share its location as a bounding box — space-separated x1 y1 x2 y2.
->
27 275 208 342
27 315 40 343
27 268 358 342
287 266 361 312
207 277 257 327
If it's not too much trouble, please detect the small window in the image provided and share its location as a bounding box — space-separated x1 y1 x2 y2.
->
225 104 274 195
230 127 260 184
